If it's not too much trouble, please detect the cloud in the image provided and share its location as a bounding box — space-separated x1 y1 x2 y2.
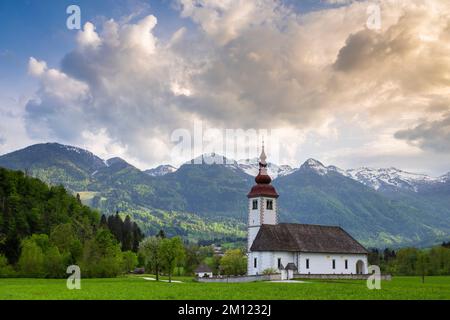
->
28 57 47 76
395 114 450 153
77 22 102 48
21 0 450 170
0 95 34 156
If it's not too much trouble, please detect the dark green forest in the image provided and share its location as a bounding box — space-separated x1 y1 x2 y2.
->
0 168 142 278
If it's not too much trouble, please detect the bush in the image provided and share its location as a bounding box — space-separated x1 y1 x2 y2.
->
122 251 138 273
18 238 45 277
0 254 15 277
262 268 279 275
220 249 247 276
80 229 123 278
45 246 65 278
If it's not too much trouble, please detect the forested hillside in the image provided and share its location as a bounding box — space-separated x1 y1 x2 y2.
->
0 167 142 277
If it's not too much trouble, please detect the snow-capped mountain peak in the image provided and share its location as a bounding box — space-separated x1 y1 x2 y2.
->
301 158 328 176
186 153 237 166
346 167 440 192
237 158 295 179
300 158 346 176
145 164 178 177
441 172 450 182
180 154 296 179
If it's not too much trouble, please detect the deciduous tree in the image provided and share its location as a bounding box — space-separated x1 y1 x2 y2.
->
159 237 185 283
220 249 247 276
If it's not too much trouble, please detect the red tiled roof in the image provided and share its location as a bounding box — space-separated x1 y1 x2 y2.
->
247 184 279 198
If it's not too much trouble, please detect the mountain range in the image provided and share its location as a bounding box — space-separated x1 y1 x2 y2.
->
0 142 449 248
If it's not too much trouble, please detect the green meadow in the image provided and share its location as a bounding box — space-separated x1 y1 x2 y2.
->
0 276 449 300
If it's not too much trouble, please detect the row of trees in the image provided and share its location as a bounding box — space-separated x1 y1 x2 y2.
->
138 234 247 281
100 213 144 252
368 244 450 280
139 234 185 282
0 222 140 278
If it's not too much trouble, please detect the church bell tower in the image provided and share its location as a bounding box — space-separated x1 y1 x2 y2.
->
247 144 279 254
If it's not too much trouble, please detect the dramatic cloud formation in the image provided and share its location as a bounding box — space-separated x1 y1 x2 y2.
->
17 0 450 173
395 113 450 153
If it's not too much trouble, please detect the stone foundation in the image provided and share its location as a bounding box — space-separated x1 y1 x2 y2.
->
197 274 281 283
295 274 392 280
196 273 392 282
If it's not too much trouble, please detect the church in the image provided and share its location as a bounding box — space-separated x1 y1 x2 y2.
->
247 146 368 279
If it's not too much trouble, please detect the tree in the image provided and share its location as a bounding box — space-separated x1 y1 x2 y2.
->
220 249 247 276
44 246 65 278
394 248 419 275
208 254 222 275
122 251 138 273
122 215 133 251
100 215 108 228
159 237 185 283
417 251 430 283
139 236 162 281
184 244 201 275
76 193 82 204
50 224 75 253
108 212 123 244
157 229 166 239
18 237 45 277
50 223 82 264
132 222 144 252
80 229 123 278
429 246 450 275
0 254 14 277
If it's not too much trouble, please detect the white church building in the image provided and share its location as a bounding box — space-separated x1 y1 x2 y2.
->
247 147 368 279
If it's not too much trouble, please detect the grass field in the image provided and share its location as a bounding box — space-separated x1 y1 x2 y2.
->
0 276 449 300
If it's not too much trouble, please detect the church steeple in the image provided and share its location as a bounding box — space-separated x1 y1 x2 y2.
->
247 143 279 259
248 142 278 198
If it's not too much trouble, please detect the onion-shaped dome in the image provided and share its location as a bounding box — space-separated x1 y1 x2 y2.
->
247 145 279 198
255 172 272 184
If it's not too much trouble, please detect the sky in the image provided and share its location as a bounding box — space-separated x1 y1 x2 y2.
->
0 0 449 175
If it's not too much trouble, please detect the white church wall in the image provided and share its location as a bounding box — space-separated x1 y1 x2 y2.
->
249 251 368 275
248 251 297 275
248 251 270 275
270 251 295 270
298 253 368 275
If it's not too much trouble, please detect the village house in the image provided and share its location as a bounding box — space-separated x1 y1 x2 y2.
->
195 264 213 278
